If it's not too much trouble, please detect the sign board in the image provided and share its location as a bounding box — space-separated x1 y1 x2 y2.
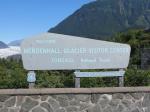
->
27 71 36 82
21 33 131 70
74 71 125 77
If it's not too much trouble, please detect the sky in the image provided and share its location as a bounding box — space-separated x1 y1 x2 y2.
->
0 0 95 43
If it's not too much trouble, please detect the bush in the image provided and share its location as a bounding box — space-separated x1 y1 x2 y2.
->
125 69 150 86
0 59 28 89
0 58 150 88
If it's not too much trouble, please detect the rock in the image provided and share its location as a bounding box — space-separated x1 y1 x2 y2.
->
130 93 144 100
80 102 91 111
50 95 57 100
32 107 46 112
9 108 20 112
145 107 150 112
57 97 69 107
131 108 140 112
66 106 78 112
0 95 11 102
142 93 150 107
87 104 102 112
66 94 75 101
91 94 100 103
0 108 8 112
20 97 38 112
30 95 40 99
135 100 142 108
5 97 16 107
75 94 91 102
55 108 66 112
124 94 133 100
41 95 49 101
16 96 24 106
98 96 110 109
69 99 80 106
48 98 59 110
115 104 125 112
41 102 53 112
0 102 3 108
109 99 120 108
121 99 132 108
112 93 124 99
103 106 112 112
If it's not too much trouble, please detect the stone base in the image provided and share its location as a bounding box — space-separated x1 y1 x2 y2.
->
0 87 150 112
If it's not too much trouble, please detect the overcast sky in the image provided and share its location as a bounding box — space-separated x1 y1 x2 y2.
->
0 0 95 43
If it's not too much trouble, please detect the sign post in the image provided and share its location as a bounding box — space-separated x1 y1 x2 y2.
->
21 33 131 88
118 69 124 87
75 70 80 88
27 71 36 88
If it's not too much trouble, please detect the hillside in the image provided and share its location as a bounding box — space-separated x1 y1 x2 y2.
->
49 0 150 40
113 28 150 68
8 39 22 46
0 41 8 49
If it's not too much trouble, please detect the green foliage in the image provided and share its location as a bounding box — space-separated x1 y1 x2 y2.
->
81 77 118 87
0 59 28 88
0 59 76 88
112 29 150 66
125 69 150 86
36 71 64 88
0 29 150 88
35 71 74 88
0 57 150 88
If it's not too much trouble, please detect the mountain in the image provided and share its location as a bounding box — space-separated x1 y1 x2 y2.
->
7 54 21 61
8 39 22 46
49 0 150 40
0 41 8 49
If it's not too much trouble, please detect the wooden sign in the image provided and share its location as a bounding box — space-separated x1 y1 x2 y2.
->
21 33 131 70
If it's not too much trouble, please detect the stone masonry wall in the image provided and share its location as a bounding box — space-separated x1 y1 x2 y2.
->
0 92 150 112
